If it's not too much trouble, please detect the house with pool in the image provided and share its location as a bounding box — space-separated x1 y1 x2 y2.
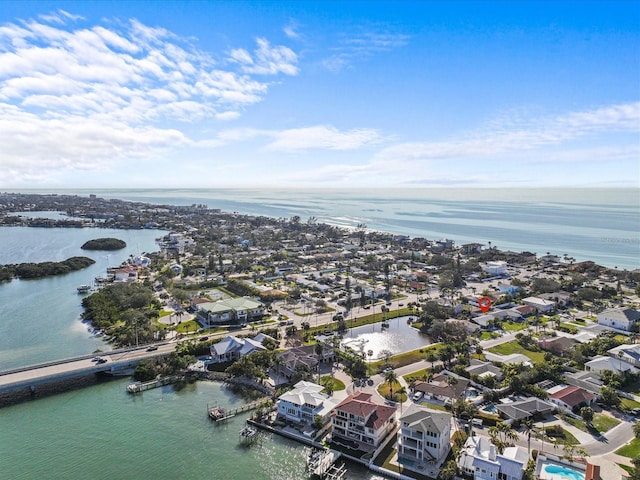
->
396 405 452 467
535 453 600 480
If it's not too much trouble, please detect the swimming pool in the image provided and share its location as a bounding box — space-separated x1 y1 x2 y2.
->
542 463 585 480
480 403 497 413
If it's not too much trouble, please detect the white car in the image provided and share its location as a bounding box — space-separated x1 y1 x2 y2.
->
412 392 423 402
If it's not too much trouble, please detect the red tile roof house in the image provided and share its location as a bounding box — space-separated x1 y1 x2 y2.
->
548 385 596 411
331 392 397 452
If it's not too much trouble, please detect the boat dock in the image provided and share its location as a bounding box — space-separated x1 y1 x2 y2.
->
207 397 270 422
306 447 342 479
126 375 182 393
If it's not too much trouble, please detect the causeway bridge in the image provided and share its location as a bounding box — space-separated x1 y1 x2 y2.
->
0 342 176 394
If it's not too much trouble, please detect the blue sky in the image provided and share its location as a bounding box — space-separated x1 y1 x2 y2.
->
0 1 638 188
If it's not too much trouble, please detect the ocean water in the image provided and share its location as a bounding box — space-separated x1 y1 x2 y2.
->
27 187 638 270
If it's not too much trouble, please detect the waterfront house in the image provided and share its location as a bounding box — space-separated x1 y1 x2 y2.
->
597 308 640 332
397 405 452 464
331 392 396 451
114 265 139 282
196 297 265 325
458 436 527 480
276 381 339 425
209 334 266 363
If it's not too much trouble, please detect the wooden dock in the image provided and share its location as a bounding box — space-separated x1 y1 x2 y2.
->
207 397 270 422
127 376 181 393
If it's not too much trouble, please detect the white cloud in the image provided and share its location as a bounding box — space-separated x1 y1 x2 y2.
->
322 29 410 72
214 125 382 151
377 102 640 163
0 13 298 183
229 38 298 75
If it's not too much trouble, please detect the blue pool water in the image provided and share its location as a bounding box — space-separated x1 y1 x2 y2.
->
481 404 497 413
544 463 585 480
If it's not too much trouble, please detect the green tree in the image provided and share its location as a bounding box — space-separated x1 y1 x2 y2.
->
580 406 594 426
384 370 398 401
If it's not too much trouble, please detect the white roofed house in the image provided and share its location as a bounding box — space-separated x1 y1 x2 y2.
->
584 355 639 375
608 344 640 367
397 405 452 465
458 436 528 480
276 381 339 425
522 297 556 313
597 308 640 332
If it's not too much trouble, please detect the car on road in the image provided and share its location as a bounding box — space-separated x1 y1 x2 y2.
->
382 367 393 373
398 303 404 307
146 346 158 351
96 357 108 364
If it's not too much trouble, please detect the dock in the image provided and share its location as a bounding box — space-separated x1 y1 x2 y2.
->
126 375 182 393
306 447 342 478
207 397 270 422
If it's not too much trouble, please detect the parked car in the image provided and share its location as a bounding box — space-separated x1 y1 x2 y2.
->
412 392 423 402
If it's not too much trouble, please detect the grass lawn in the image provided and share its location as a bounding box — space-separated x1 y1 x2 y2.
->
618 464 634 475
174 319 199 333
621 397 640 410
368 344 443 373
488 340 547 363
592 413 621 433
616 438 640 458
377 380 408 402
502 321 529 332
320 375 346 392
158 309 172 318
545 427 580 445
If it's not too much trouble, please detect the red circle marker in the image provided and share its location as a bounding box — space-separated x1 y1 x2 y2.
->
478 296 492 314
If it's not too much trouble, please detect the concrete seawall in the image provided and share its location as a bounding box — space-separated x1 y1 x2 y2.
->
0 372 112 409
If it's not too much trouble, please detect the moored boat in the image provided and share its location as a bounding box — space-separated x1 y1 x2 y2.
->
238 423 258 446
77 284 91 294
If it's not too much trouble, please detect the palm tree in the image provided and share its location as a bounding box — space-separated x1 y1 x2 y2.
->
385 370 398 401
522 418 535 458
397 386 407 414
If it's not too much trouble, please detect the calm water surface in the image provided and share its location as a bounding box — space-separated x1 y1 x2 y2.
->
0 379 380 480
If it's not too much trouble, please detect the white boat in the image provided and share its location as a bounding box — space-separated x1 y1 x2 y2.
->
239 423 258 446
77 285 91 294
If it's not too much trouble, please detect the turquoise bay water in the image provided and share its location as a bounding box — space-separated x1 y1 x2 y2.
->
29 187 638 270
0 379 379 480
0 226 165 370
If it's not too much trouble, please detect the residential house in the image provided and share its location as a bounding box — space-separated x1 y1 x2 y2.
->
458 436 528 480
465 360 504 383
608 344 640 367
331 392 396 451
522 297 556 313
114 265 139 282
563 371 604 396
495 397 555 421
538 336 578 357
397 405 452 464
209 334 267 363
584 355 638 375
547 385 596 411
197 297 265 325
483 261 508 276
597 308 640 332
276 381 339 425
274 343 335 384
413 372 469 405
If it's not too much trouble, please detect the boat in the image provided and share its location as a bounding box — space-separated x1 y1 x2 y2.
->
77 285 91 294
238 423 258 446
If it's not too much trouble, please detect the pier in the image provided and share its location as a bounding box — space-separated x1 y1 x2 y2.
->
207 397 271 422
126 375 184 393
